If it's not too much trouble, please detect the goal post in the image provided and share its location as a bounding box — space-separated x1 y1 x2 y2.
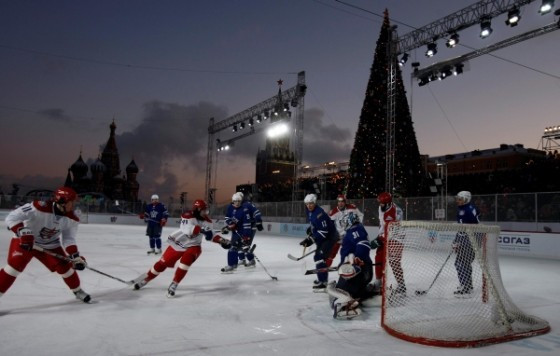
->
381 220 550 348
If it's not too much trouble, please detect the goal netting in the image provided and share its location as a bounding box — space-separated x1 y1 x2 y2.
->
381 221 550 348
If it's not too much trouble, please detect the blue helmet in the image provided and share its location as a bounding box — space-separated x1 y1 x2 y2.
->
346 211 360 226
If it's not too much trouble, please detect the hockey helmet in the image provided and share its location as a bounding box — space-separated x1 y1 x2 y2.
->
346 211 360 226
151 194 159 201
54 187 77 204
232 192 243 203
377 192 392 205
456 191 471 204
192 199 208 211
337 194 346 203
304 194 317 204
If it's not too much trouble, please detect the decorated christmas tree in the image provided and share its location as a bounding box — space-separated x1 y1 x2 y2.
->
346 10 425 199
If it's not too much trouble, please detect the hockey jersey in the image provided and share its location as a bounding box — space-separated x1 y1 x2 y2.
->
378 202 403 240
167 210 212 251
329 203 364 238
6 200 80 253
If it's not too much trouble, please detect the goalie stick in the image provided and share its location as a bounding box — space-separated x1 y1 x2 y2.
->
415 248 454 296
32 245 133 285
287 248 316 261
304 266 338 275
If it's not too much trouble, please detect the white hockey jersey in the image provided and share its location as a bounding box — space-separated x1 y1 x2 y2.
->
5 200 80 251
167 211 212 251
329 203 364 238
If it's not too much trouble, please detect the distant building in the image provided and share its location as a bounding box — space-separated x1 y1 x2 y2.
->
426 144 546 176
65 120 140 201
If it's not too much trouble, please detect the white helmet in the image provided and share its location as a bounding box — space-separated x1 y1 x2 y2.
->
232 192 243 202
304 194 317 204
151 194 159 200
456 191 471 204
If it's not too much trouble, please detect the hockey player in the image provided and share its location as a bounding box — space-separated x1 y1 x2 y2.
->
140 194 169 255
0 187 91 303
374 192 406 299
328 194 364 267
300 194 339 292
328 212 377 319
221 192 256 272
453 191 481 297
132 199 230 297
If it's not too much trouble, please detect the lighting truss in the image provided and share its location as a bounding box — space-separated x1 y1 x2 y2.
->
412 21 559 83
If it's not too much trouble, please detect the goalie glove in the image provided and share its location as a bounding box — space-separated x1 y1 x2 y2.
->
70 253 87 271
338 263 361 279
299 235 314 247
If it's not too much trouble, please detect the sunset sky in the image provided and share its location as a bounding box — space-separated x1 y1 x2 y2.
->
1 0 559 203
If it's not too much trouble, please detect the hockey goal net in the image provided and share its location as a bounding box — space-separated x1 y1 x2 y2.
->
381 221 550 348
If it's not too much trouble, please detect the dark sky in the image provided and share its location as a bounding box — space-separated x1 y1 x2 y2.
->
1 0 558 203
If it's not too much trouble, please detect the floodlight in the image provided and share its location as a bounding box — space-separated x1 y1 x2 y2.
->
480 18 493 38
398 53 409 66
240 122 245 130
232 124 237 132
453 63 464 75
446 33 459 48
506 7 521 26
539 0 555 15
425 42 437 57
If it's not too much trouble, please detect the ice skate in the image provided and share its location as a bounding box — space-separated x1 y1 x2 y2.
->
221 265 237 273
74 289 92 303
131 273 148 290
167 282 178 298
245 259 256 268
388 284 407 305
454 285 473 298
147 248 156 255
312 281 327 293
154 248 162 255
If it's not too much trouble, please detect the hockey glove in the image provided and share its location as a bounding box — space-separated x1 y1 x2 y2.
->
256 222 264 231
370 237 383 250
70 253 87 271
338 263 361 279
160 219 167 227
17 227 34 252
299 235 314 248
221 226 230 235
212 235 231 250
139 213 145 220
306 226 312 236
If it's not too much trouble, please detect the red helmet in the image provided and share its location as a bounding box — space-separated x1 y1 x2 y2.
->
54 187 77 204
377 192 392 204
192 199 208 211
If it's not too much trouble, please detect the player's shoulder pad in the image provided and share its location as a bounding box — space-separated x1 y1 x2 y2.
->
181 211 195 219
33 200 52 213
328 207 338 216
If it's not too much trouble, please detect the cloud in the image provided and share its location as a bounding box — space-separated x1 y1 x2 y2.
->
38 108 72 123
115 100 228 201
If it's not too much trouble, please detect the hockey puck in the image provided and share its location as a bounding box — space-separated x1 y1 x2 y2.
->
415 290 427 296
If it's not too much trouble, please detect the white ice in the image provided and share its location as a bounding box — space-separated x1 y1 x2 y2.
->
0 223 559 356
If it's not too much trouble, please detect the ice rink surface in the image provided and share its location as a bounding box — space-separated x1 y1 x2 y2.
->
0 223 559 356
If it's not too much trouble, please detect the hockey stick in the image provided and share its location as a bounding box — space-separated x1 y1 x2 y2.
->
304 266 338 275
32 245 133 285
251 245 278 281
415 249 454 296
287 248 316 261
